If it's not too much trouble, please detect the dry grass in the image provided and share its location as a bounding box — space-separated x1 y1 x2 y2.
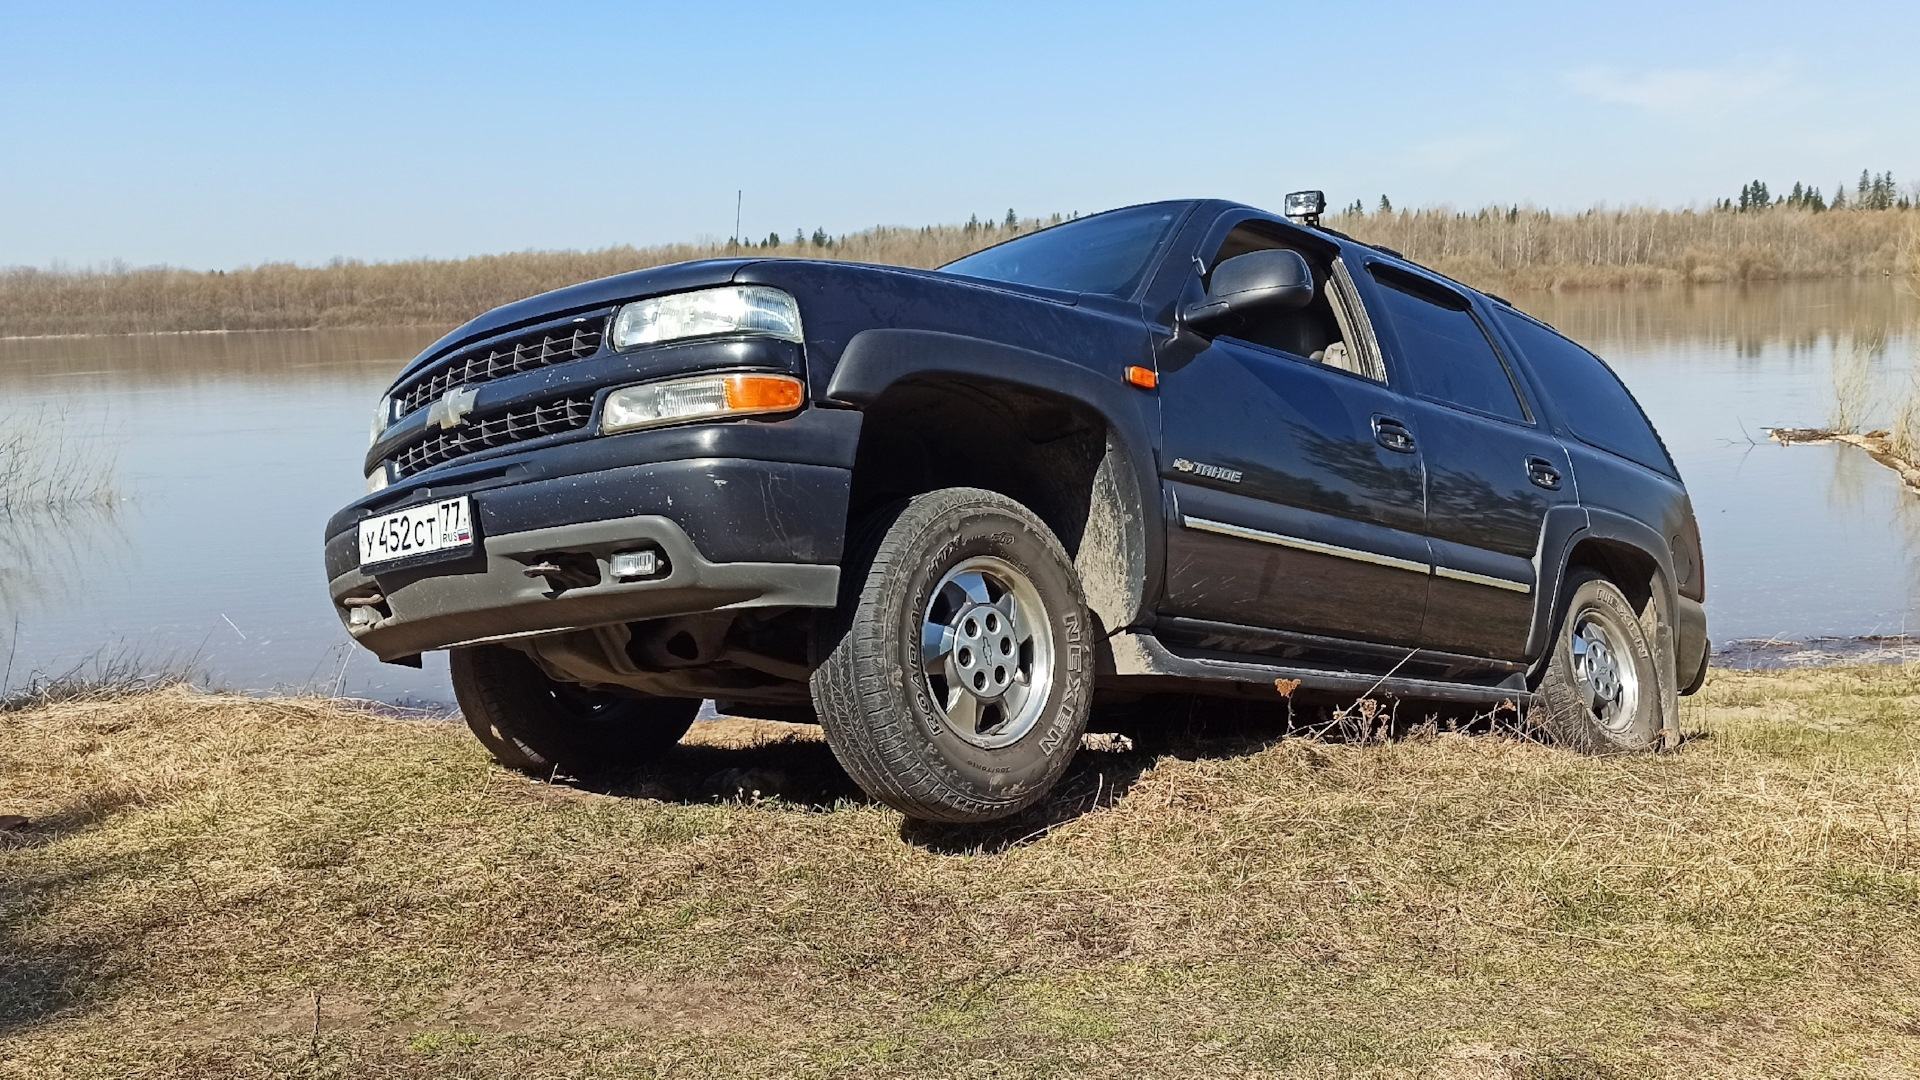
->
1828 329 1887 434
2 668 1917 1078
5 207 1919 337
1334 206 1918 295
0 411 115 516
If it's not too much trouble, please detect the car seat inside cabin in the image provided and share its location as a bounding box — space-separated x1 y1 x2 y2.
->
1208 224 1375 380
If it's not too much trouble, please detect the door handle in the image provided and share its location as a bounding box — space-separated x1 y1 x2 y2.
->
1527 457 1562 490
1372 415 1416 453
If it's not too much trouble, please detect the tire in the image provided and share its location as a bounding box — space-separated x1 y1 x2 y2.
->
1533 569 1665 752
449 644 698 777
810 487 1093 823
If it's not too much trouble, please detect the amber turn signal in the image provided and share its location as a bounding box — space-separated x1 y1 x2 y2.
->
1124 365 1158 389
722 373 807 410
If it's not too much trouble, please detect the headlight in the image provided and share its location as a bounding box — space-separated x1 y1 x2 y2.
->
369 394 393 447
609 285 802 350
602 373 804 435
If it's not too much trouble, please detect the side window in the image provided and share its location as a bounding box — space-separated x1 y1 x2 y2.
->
1366 267 1527 422
1207 224 1385 382
1496 308 1676 476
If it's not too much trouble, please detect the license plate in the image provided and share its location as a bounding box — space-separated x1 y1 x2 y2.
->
358 496 474 570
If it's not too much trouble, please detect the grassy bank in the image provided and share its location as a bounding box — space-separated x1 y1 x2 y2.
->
5 206 1917 337
3 669 1917 1077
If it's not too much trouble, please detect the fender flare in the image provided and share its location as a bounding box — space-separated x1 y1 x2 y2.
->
826 328 1164 634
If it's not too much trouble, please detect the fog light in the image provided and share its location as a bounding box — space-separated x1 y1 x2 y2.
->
610 549 660 581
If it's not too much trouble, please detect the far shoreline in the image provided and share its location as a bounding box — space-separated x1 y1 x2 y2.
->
4 204 1915 338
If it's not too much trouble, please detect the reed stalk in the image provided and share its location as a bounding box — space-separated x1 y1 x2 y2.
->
0 411 117 515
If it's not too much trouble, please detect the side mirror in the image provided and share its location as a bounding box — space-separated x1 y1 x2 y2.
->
1181 249 1315 336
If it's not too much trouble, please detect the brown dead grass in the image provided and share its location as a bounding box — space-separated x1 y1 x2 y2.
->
1 668 1917 1078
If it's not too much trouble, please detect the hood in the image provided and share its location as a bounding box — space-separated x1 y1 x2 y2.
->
397 258 757 381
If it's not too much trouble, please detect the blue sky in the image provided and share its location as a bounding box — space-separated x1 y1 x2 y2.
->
3 0 1916 270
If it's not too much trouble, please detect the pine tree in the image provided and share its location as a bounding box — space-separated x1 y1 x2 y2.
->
810 227 829 247
1872 172 1897 210
1377 194 1392 213
1004 208 1017 228
1831 183 1847 210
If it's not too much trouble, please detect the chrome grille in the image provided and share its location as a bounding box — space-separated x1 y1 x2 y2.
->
395 323 604 418
389 395 595 480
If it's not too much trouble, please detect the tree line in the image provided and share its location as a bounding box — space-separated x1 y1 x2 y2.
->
1719 170 1911 213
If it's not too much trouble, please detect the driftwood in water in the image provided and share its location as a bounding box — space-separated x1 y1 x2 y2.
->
1768 427 1920 496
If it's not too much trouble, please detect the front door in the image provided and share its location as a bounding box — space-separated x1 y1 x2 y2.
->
1156 232 1430 647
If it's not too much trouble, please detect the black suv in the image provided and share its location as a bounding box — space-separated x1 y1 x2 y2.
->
326 196 1708 822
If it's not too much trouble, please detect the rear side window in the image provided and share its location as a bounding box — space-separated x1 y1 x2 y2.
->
1495 309 1675 476
1366 268 1527 422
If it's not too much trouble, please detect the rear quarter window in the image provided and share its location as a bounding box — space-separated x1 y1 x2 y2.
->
1495 308 1676 476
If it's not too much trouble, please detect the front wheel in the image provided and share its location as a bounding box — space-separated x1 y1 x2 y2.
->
449 645 698 777
1533 570 1664 752
810 488 1093 823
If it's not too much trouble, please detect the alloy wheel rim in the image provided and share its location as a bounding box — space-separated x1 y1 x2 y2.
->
1569 613 1639 735
919 555 1054 749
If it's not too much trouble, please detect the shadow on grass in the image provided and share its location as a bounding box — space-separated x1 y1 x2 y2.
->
537 692 1538 854
0 911 101 1037
905 693 1542 854
584 726 869 811
0 812 146 1035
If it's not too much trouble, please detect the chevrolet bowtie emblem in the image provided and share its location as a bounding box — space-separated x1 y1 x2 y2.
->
426 386 478 431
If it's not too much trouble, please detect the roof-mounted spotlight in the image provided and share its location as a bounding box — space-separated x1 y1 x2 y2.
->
1283 190 1325 227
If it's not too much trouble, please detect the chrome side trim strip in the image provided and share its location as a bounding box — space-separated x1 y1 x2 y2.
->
1182 516 1430 575
1434 564 1532 594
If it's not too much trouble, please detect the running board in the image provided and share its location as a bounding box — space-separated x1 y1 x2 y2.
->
1108 631 1530 706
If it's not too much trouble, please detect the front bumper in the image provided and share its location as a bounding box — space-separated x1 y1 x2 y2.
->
329 511 839 662
326 449 853 663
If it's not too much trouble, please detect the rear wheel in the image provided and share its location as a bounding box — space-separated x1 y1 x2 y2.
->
1534 570 1664 752
810 487 1093 823
449 644 698 777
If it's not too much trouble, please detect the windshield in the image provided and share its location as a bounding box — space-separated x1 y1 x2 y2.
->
940 204 1182 297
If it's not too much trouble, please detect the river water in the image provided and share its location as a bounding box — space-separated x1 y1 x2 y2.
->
1 281 1915 703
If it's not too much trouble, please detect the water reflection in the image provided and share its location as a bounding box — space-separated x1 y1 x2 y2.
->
0 327 449 701
1 284 1918 700
1540 281 1920 642
1519 278 1916 357
0 506 131 618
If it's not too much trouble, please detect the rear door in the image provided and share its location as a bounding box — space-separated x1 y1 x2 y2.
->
1357 264 1575 662
1155 220 1430 647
